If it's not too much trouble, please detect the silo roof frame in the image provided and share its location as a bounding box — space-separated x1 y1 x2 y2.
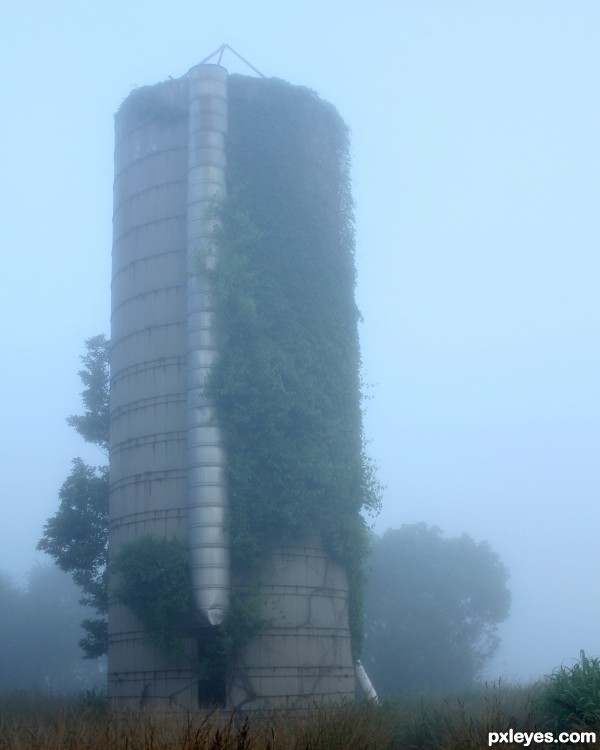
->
198 44 266 78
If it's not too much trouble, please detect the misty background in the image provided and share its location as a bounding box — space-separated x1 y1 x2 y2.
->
1 2 598 684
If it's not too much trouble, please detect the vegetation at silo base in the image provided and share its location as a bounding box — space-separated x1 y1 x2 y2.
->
3 681 600 749
205 76 382 658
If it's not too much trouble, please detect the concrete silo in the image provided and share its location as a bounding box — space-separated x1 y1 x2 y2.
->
109 59 374 711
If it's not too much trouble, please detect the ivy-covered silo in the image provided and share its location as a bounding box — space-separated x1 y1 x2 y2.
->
109 60 378 711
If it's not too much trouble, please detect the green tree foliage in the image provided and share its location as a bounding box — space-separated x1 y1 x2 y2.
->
66 334 110 453
38 459 108 657
362 524 511 693
0 566 105 691
38 335 110 658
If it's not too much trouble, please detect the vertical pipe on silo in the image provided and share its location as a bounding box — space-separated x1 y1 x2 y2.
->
186 64 229 626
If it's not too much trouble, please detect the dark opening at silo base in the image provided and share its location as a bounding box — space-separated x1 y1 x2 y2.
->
197 629 227 707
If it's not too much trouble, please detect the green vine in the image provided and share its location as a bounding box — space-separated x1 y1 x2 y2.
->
116 82 187 126
112 536 193 662
112 536 265 672
205 76 381 658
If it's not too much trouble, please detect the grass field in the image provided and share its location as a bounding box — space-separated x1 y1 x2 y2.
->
1 681 598 749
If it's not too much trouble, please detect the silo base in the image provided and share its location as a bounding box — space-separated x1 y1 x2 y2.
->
228 543 355 711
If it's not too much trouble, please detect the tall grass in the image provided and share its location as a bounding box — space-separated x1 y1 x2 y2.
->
0 694 389 750
1 681 599 749
539 650 600 732
377 682 543 749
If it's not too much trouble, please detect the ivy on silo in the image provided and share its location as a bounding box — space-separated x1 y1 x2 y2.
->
116 82 187 126
112 536 193 662
205 76 381 657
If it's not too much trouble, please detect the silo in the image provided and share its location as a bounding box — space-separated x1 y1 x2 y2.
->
109 61 366 711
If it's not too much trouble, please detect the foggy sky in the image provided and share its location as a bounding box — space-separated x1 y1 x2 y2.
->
1 1 599 682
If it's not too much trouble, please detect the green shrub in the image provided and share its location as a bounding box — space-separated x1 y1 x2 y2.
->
539 650 600 730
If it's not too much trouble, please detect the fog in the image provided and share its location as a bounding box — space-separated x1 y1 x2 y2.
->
1 2 598 684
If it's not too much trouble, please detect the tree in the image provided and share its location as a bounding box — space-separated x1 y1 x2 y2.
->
38 335 110 658
66 334 110 452
362 524 511 694
0 566 105 691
